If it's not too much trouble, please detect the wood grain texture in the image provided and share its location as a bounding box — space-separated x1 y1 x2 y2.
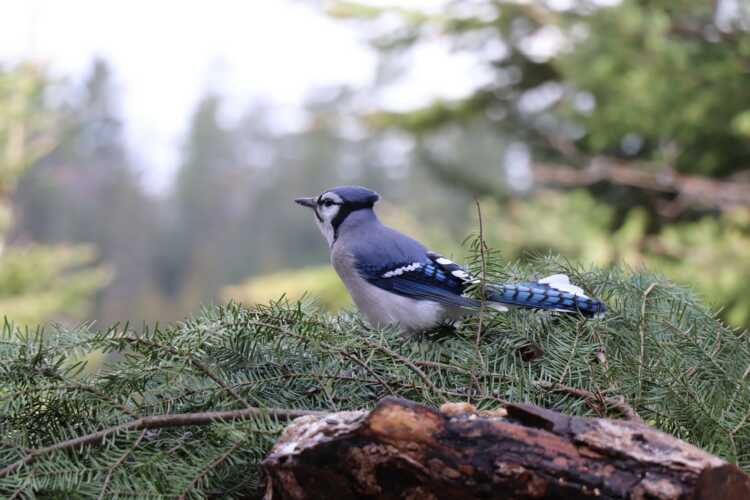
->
263 397 750 499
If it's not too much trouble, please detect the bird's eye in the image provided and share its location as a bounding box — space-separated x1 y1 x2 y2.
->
323 200 334 207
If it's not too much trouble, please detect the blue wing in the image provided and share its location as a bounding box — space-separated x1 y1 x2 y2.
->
354 241 607 317
356 252 478 308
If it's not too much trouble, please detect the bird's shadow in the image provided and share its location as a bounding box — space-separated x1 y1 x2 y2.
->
413 322 461 341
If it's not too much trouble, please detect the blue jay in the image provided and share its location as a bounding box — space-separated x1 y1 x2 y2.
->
295 186 605 333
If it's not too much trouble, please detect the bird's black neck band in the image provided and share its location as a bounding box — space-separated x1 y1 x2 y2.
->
332 203 374 242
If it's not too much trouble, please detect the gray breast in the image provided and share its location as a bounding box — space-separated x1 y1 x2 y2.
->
330 244 448 333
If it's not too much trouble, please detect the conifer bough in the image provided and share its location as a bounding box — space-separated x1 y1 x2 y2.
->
2 252 750 497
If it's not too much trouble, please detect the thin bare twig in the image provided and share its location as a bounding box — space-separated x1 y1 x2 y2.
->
177 441 243 500
0 406 327 479
474 200 488 360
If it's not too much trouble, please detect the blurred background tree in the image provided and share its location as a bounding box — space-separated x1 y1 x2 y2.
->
1 0 749 328
324 0 750 325
0 63 108 326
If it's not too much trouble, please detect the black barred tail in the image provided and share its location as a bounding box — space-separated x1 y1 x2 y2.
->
487 276 606 317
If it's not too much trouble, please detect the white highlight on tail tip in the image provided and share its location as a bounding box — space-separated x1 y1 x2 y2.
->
382 262 421 278
489 303 509 312
538 273 589 298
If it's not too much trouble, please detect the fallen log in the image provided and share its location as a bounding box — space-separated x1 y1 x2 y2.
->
263 397 750 499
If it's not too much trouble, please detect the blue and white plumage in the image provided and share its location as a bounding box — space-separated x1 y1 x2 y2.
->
295 186 605 333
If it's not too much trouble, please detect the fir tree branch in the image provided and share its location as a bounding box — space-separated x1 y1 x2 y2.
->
177 441 243 500
243 318 455 400
639 283 657 402
68 382 137 418
473 199 487 370
414 360 485 394
0 406 327 480
312 372 337 411
557 323 582 384
240 318 401 396
340 351 397 396
3 260 748 495
122 336 253 410
362 338 447 402
97 429 146 500
535 382 643 423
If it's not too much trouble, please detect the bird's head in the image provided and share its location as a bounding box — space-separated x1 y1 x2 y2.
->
295 186 380 246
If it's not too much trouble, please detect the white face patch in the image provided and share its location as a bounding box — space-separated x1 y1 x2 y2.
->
313 192 344 247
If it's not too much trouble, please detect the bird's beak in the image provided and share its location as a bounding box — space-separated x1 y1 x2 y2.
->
294 197 316 208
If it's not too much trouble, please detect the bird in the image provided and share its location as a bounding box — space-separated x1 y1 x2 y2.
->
295 186 605 333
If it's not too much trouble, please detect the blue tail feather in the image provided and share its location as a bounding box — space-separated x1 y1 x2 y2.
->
487 281 606 317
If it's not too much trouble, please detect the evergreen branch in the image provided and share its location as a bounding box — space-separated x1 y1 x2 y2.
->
535 382 643 423
340 351 396 396
122 336 253 410
639 283 657 402
68 382 137 418
312 372 337 411
191 356 254 409
665 319 733 383
97 429 146 500
646 338 733 434
732 407 750 436
473 199 487 369
241 317 449 400
557 323 582 384
2 259 748 495
362 338 447 402
415 360 486 394
139 372 392 414
177 441 243 500
239 318 400 396
0 406 327 480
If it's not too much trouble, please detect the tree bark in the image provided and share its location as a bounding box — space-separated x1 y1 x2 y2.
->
263 397 750 500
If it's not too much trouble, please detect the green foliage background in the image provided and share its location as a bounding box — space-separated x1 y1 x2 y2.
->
3 0 750 331
0 64 109 326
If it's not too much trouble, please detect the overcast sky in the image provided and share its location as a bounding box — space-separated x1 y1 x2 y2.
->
0 0 492 191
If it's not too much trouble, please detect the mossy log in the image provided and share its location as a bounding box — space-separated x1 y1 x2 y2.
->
263 397 750 499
